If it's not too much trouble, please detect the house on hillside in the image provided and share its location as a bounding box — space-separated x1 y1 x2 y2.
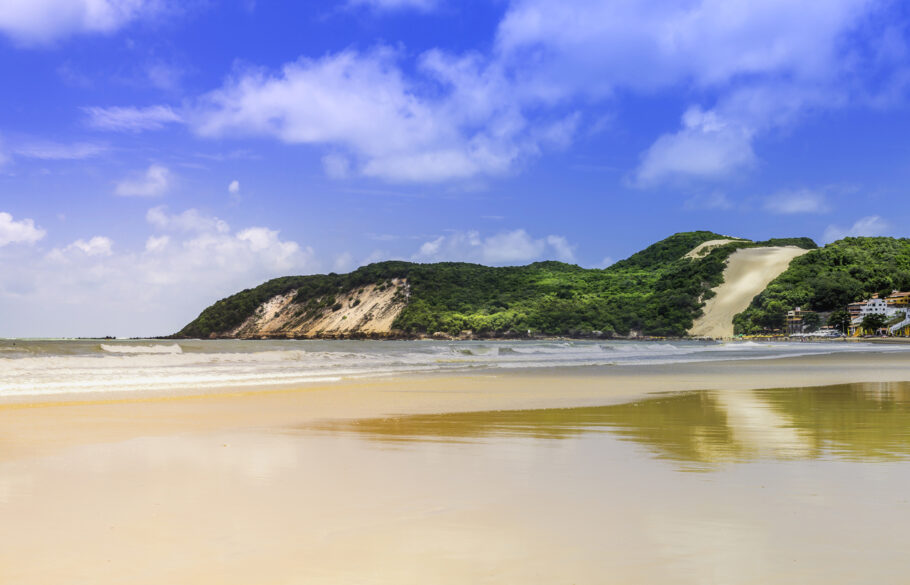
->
848 291 910 336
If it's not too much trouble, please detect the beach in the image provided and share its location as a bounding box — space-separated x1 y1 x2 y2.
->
4 341 910 583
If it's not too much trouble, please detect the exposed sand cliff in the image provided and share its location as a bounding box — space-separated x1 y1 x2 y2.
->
229 279 408 338
689 247 809 339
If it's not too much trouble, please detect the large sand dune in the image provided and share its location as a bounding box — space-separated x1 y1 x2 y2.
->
689 246 808 338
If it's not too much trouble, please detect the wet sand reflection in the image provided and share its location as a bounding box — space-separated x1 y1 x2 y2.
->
309 381 910 469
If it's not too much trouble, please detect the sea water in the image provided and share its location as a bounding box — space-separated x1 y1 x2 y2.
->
2 338 910 398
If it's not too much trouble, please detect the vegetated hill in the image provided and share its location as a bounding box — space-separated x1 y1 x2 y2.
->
175 231 817 339
733 237 910 334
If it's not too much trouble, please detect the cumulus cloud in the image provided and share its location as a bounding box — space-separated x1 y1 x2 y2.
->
823 215 890 242
764 189 830 214
0 212 45 246
115 164 172 197
228 180 240 194
492 0 883 186
83 105 183 132
496 0 871 96
63 236 113 256
0 208 317 337
633 107 756 187
191 48 551 183
0 0 163 45
413 229 575 265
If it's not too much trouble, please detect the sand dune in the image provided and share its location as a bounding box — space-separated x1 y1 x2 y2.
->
689 246 808 338
683 238 744 259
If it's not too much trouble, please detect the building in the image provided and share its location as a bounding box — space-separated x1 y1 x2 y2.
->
848 293 910 336
886 291 910 308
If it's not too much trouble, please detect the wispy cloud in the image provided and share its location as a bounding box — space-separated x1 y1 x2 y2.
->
413 229 575 264
0 0 166 45
823 215 890 242
347 0 439 11
84 105 183 132
764 189 830 214
13 141 106 160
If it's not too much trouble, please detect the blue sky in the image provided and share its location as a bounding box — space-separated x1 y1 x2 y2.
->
1 0 910 336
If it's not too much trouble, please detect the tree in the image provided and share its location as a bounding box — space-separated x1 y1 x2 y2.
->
827 309 851 334
861 313 888 335
802 311 821 332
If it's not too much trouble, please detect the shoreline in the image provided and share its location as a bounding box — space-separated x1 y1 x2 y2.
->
4 351 910 462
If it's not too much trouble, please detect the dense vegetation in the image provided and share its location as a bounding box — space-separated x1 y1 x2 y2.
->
733 237 910 334
177 231 817 339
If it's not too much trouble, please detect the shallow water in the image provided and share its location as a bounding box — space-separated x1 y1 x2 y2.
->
3 381 910 583
2 337 908 397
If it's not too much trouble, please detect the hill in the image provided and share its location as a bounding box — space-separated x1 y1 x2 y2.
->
734 237 910 334
175 232 817 339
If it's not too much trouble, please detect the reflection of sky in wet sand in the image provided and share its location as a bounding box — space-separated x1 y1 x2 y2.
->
5 382 910 584
310 381 910 470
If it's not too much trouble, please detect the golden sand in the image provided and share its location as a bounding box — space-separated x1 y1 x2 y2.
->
3 353 910 584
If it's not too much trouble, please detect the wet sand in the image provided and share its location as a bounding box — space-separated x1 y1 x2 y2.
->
4 353 910 583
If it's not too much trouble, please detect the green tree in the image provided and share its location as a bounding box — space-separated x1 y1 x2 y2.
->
861 313 888 335
827 309 851 334
802 311 821 332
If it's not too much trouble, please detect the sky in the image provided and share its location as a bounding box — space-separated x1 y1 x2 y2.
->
2 0 910 337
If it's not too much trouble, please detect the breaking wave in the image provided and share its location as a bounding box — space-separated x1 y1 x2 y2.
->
1 338 908 398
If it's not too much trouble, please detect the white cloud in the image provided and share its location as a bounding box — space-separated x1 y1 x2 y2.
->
13 141 106 160
347 0 438 10
333 252 354 273
413 229 575 265
145 235 169 252
823 216 890 243
0 208 318 337
84 105 182 132
494 0 878 186
115 164 172 197
764 189 830 214
0 212 45 246
192 49 548 183
146 206 229 233
633 106 756 187
228 180 240 194
63 236 113 257
545 235 575 263
496 0 871 97
0 0 163 45
596 256 615 269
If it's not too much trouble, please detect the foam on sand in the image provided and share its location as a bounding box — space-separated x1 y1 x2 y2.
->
689 246 809 339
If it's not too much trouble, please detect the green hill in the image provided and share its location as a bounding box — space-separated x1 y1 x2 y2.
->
176 231 817 339
734 237 910 334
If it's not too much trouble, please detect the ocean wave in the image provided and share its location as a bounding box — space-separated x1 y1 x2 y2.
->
1 339 909 398
100 343 183 354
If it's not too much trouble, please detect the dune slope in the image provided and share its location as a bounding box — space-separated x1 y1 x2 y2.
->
689 247 809 338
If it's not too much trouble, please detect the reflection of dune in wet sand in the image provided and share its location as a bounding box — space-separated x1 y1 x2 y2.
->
689 247 808 339
316 382 910 467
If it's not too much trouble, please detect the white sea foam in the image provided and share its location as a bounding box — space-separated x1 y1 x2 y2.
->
100 343 183 354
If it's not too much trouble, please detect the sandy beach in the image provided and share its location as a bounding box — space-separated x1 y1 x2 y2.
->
4 350 910 584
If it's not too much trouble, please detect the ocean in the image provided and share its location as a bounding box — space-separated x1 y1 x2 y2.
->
2 338 909 398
